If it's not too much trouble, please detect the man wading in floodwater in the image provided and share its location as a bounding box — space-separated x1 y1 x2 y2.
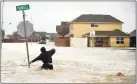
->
30 47 56 70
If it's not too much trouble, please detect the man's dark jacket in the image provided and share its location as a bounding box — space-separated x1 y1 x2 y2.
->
30 47 55 64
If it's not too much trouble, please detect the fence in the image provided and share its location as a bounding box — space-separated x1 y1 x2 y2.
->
55 37 70 47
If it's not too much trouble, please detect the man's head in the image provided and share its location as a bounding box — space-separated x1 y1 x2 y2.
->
40 47 46 52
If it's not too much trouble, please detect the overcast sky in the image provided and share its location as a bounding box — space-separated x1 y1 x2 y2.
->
2 1 136 35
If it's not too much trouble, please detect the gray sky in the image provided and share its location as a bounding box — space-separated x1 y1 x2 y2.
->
2 1 136 35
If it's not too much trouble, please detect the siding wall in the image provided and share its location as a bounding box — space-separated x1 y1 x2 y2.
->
70 22 122 37
110 37 130 47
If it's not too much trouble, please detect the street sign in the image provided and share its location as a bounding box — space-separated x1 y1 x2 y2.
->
90 31 95 37
16 4 31 68
17 21 33 37
16 4 30 11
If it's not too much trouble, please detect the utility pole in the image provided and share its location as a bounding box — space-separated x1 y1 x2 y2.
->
1 1 4 49
1 1 4 30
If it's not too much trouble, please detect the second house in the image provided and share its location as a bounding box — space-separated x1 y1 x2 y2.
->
69 14 130 47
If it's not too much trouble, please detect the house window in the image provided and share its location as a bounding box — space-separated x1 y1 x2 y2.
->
91 24 98 27
116 37 124 44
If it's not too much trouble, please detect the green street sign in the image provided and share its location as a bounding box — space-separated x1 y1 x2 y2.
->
16 4 30 11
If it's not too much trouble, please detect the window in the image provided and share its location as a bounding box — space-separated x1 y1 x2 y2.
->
94 24 98 27
116 37 124 44
91 24 94 27
91 24 98 27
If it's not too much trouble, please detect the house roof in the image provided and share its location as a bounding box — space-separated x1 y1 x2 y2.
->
56 21 70 37
83 29 129 37
30 31 46 37
129 29 136 36
64 33 74 37
56 33 63 37
72 14 123 23
61 22 70 27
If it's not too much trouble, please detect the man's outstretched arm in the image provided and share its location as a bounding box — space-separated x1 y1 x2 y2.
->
30 54 42 64
48 48 56 57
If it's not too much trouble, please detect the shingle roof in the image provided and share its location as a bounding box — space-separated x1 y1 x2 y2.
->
129 29 136 36
72 14 123 23
61 22 70 27
83 29 129 37
56 22 70 37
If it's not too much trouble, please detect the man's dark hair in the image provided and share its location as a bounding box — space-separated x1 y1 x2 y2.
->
40 47 46 52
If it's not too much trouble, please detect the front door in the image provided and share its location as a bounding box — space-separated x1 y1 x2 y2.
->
95 37 109 47
95 38 103 47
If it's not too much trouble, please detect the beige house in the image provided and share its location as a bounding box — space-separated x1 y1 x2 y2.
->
70 14 130 47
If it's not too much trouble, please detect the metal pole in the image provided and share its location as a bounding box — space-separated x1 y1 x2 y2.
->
31 36 32 46
1 1 4 49
1 1 4 30
22 10 30 68
92 37 93 47
92 36 94 48
92 36 94 51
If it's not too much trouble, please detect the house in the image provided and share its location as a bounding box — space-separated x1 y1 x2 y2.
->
55 22 70 47
46 33 56 42
31 31 47 42
3 35 17 43
129 29 136 47
12 31 47 42
70 14 130 47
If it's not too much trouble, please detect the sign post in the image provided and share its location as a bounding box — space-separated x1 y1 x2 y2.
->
16 4 31 68
90 31 95 48
22 10 30 68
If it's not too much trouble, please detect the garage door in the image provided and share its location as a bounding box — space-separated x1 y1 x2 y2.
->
70 37 87 48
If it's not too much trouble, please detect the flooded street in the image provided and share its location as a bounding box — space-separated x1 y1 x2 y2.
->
1 43 136 83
